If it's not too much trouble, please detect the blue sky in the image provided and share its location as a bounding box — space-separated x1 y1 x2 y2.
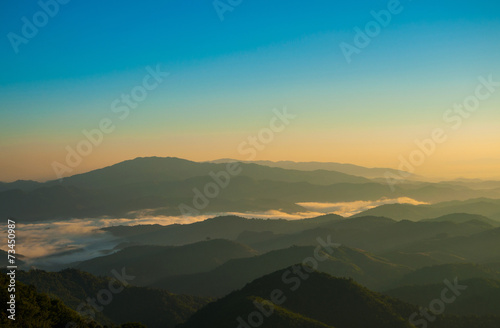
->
1 0 499 181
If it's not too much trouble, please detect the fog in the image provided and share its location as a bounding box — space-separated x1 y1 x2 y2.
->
1 197 424 269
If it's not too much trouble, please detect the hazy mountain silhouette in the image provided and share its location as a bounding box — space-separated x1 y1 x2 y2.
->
100 214 497 273
209 158 414 179
393 263 500 287
0 180 43 192
422 213 499 226
75 239 257 286
2 157 500 221
243 216 492 254
103 214 343 246
51 157 370 188
393 227 500 263
353 198 500 222
386 278 500 316
152 244 410 296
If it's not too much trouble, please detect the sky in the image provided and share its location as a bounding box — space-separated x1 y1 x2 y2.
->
1 0 499 182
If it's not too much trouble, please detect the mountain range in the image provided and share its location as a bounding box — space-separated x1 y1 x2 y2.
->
2 157 500 221
3 156 500 327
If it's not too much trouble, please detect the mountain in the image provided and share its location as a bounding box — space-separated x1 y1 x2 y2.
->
102 214 344 245
352 198 500 222
3 157 500 221
104 213 493 252
74 239 257 286
352 203 440 221
101 215 497 272
179 266 415 328
179 266 500 328
209 158 413 180
0 180 43 192
245 216 492 254
386 278 500 316
0 157 370 221
14 269 209 328
220 215 496 271
392 227 500 264
0 271 103 328
422 213 499 226
47 157 372 189
439 179 500 190
394 263 500 287
102 215 344 246
152 245 410 296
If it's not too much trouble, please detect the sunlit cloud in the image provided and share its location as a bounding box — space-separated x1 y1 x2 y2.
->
0 198 426 266
0 215 212 263
297 197 428 217
222 210 325 220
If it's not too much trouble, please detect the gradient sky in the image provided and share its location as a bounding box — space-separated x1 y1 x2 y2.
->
1 0 499 182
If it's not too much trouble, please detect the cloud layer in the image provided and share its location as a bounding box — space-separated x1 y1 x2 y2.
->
0 197 424 267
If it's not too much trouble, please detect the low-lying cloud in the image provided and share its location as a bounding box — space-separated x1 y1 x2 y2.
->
0 197 425 267
297 197 428 217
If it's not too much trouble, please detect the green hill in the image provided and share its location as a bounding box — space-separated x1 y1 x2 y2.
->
394 263 500 287
14 269 209 328
422 213 499 226
247 216 491 255
103 214 344 247
352 199 500 222
153 245 410 296
386 278 500 316
179 267 500 328
74 239 257 286
0 272 101 328
393 227 500 264
179 266 415 328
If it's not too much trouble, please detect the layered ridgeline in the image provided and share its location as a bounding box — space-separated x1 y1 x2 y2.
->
386 278 500 316
352 198 500 222
101 214 345 246
208 158 412 179
12 269 209 328
150 245 410 296
2 157 500 221
73 239 258 286
10 266 500 328
76 239 410 295
102 214 500 269
78 215 500 297
389 263 500 286
179 267 500 328
9 216 500 327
